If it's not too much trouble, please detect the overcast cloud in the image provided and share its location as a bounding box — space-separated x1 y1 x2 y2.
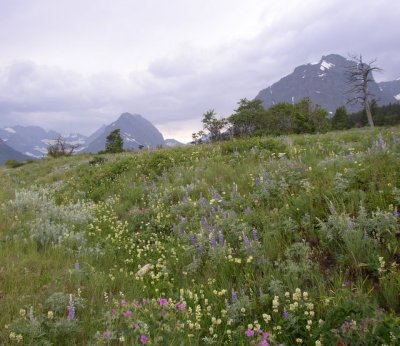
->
0 0 399 142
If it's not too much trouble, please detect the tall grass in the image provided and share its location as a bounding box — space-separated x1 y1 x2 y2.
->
1 126 399 345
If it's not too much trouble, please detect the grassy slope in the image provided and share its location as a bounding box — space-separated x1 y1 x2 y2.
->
0 126 399 345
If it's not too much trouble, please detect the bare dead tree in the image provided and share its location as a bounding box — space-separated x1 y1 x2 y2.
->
346 54 382 127
47 136 80 158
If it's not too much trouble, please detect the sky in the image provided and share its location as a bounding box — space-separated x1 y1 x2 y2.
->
0 0 399 142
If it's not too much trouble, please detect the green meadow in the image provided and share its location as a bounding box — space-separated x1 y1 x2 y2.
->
1 126 399 345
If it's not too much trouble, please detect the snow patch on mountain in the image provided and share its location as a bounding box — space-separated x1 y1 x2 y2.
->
4 127 16 134
320 60 335 71
395 93 400 101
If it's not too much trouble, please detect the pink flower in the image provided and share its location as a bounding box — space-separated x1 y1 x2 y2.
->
103 330 111 339
120 299 126 307
176 302 186 311
159 298 168 306
259 341 270 346
140 334 148 344
245 328 255 337
123 310 132 318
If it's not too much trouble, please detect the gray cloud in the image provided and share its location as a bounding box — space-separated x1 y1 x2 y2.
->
0 0 399 141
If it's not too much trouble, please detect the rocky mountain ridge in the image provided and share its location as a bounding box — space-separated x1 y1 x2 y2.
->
256 54 399 113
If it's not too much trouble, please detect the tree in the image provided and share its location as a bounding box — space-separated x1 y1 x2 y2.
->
346 54 382 128
105 129 124 153
201 109 227 141
332 106 352 130
47 136 80 158
229 98 266 136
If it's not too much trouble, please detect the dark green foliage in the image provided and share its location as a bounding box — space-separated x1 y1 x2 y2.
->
332 106 353 130
350 102 400 127
227 97 331 137
229 98 267 136
105 129 124 153
5 159 26 168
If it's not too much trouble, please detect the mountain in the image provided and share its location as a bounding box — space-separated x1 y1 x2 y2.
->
164 138 184 147
85 113 165 153
379 79 400 101
0 126 87 158
255 54 399 114
0 138 31 165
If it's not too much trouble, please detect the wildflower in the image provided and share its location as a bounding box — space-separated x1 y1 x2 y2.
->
19 309 26 318
252 228 258 240
296 338 303 344
15 334 23 343
47 311 54 319
177 302 186 311
119 336 125 343
140 334 148 344
283 308 289 319
315 341 322 346
103 330 111 339
245 328 255 337
159 298 168 306
123 310 133 318
136 264 154 277
263 313 271 323
9 332 16 340
67 295 75 321
231 290 238 303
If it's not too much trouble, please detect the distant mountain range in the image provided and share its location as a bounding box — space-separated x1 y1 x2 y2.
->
256 54 400 113
1 53 398 164
0 113 184 164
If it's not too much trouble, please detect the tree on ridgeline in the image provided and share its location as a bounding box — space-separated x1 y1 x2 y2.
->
47 136 80 158
105 129 124 153
229 98 266 136
201 109 228 141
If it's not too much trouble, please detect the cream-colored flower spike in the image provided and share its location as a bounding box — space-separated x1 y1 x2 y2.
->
136 263 154 277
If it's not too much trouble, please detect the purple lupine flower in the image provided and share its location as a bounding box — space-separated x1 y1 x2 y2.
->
255 177 262 185
244 207 252 214
283 308 289 320
67 303 75 321
190 234 196 246
210 233 217 249
252 228 258 240
243 234 250 247
231 290 238 303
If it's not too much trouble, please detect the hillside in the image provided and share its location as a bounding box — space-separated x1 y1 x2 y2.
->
0 126 399 344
